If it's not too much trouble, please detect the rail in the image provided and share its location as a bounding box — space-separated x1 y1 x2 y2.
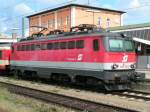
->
0 81 138 112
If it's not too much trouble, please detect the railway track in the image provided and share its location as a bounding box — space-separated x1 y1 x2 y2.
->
0 81 138 112
113 90 150 102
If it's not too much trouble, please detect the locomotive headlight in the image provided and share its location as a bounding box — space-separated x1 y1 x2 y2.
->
130 64 136 69
112 64 119 70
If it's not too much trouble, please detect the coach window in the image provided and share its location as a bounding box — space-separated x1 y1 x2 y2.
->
93 39 99 51
31 44 35 51
76 40 84 49
68 41 75 49
0 51 2 59
47 43 53 50
60 42 67 49
41 44 47 50
54 42 59 50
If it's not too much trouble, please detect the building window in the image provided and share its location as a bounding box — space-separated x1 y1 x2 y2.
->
106 18 110 28
48 20 51 28
97 17 101 27
52 18 55 30
42 22 47 28
66 16 69 27
60 17 63 30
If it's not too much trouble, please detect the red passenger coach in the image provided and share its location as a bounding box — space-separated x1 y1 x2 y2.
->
10 30 145 91
0 38 17 72
0 46 11 70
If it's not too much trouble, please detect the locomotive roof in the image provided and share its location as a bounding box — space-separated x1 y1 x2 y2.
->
18 32 127 44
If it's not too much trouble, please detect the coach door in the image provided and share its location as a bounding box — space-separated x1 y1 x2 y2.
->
0 50 2 59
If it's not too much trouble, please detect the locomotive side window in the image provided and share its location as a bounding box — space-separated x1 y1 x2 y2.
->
17 46 21 51
47 43 53 50
76 40 84 49
26 45 30 51
53 42 59 50
35 44 41 50
31 44 35 51
41 44 47 50
68 41 75 49
60 42 67 49
93 39 99 51
22 45 26 51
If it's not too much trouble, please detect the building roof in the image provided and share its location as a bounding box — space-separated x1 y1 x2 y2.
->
109 22 150 31
27 3 125 18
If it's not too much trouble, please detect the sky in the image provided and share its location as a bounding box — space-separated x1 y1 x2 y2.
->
0 0 150 37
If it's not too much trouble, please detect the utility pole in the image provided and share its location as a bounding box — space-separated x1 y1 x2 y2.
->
22 17 25 38
88 0 90 5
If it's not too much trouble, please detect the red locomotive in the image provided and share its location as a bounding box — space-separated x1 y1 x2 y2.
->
10 25 145 90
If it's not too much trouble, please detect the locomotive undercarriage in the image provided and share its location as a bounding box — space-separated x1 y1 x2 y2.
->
10 66 145 91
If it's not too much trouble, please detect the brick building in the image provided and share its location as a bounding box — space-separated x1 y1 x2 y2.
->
27 4 125 36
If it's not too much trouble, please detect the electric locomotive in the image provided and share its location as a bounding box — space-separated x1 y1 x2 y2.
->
10 25 145 91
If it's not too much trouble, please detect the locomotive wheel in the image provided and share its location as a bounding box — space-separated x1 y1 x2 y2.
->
31 72 39 81
75 76 87 85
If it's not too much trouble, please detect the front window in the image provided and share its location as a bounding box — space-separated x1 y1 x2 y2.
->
124 40 134 52
109 39 134 52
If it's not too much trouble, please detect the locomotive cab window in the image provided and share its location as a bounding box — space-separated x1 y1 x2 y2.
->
93 39 99 51
109 39 134 52
76 40 84 49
